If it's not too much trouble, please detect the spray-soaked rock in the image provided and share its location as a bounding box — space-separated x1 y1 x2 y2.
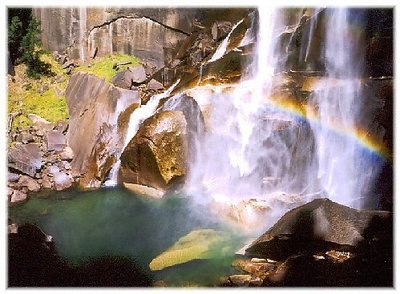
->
119 110 188 190
8 143 42 177
66 72 141 189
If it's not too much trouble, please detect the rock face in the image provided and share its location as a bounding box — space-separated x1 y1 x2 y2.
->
119 110 188 190
33 8 250 71
66 72 141 189
245 198 392 260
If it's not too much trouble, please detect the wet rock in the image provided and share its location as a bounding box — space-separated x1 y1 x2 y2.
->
8 143 42 177
66 72 140 189
8 223 18 234
53 171 72 191
128 65 147 85
41 174 53 189
123 183 164 199
211 20 233 41
46 130 66 152
10 190 28 204
120 110 188 190
229 274 252 286
18 175 41 193
147 78 164 91
245 198 392 260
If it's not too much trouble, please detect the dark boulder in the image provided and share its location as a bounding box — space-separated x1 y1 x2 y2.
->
245 198 392 260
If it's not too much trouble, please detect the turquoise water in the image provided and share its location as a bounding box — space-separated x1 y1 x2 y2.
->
9 187 245 287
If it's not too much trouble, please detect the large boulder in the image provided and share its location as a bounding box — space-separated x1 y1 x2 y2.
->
245 198 392 260
119 110 188 190
8 143 42 177
66 72 141 189
46 130 66 152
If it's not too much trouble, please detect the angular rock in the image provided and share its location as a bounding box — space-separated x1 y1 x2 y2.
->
111 69 134 89
46 165 60 175
8 172 20 182
66 72 141 189
41 174 53 189
18 175 41 192
229 275 252 287
147 79 164 91
16 132 34 144
27 114 55 133
10 190 28 204
46 130 66 152
8 143 42 177
245 198 392 260
53 171 72 191
59 146 74 161
55 121 69 134
119 110 188 190
128 65 147 85
211 20 233 41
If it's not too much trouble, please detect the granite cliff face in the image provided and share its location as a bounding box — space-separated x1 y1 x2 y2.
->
33 8 251 71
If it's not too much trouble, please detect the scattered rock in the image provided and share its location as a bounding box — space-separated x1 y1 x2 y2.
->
229 274 252 286
18 175 41 192
27 114 55 133
55 121 69 134
53 171 72 191
111 69 135 89
47 165 60 175
46 131 66 152
147 78 164 91
8 143 42 177
128 65 147 85
41 174 53 189
59 146 74 161
62 60 74 69
16 132 34 144
8 172 20 182
10 190 28 204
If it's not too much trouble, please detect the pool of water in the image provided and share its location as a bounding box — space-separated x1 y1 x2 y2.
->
9 187 247 287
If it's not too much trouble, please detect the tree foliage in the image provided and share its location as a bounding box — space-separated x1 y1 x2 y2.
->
8 8 51 79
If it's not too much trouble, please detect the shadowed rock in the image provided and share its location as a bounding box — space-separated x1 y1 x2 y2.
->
245 198 392 260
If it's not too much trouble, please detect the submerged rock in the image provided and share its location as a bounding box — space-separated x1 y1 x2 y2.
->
123 183 164 199
149 229 230 271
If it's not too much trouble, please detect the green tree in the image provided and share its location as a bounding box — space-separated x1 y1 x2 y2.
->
20 18 51 78
8 16 23 64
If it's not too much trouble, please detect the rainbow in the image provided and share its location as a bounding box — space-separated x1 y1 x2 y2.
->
268 96 392 162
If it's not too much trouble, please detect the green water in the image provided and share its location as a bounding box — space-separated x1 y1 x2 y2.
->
9 187 245 287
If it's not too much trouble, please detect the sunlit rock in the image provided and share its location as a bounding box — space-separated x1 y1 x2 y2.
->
123 183 164 199
66 72 140 189
120 110 188 190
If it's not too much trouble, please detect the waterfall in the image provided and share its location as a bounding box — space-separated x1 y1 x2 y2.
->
208 19 244 63
104 79 181 187
186 7 386 213
306 8 380 209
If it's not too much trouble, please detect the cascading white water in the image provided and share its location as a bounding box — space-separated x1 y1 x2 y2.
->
186 7 383 214
306 8 379 209
104 79 181 187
